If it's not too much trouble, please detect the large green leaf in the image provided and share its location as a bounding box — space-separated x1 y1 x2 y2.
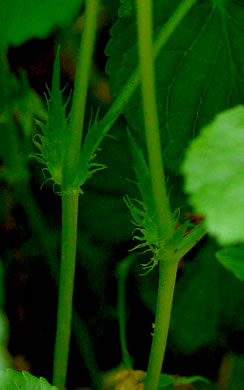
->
168 238 244 355
0 0 82 51
216 245 244 282
105 0 244 173
182 105 244 245
0 369 58 390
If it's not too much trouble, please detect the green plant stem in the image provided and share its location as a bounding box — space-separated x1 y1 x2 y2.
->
117 264 131 369
53 193 79 389
63 0 100 188
72 310 102 390
6 116 101 388
135 1 174 389
117 255 136 369
135 1 198 390
144 224 207 390
167 220 208 261
15 185 102 389
144 222 207 390
153 0 197 58
85 0 198 160
53 1 100 387
145 256 179 390
135 0 173 241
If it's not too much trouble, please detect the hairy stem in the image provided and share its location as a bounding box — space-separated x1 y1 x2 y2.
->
135 0 174 240
144 220 207 390
166 220 208 262
53 1 100 387
135 1 198 390
53 194 79 388
135 1 174 389
63 0 100 188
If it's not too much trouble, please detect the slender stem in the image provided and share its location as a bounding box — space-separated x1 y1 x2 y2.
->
166 220 208 261
7 115 101 388
85 0 198 158
153 0 198 59
118 270 131 368
117 255 136 369
72 310 102 390
135 0 174 241
52 1 100 387
17 182 102 389
53 193 79 389
63 0 100 188
145 220 207 390
135 2 174 389
134 1 198 390
145 257 179 390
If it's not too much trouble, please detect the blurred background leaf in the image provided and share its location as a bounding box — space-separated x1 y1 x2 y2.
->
0 0 83 52
182 106 244 246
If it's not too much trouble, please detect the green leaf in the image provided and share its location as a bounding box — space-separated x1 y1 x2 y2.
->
102 0 121 21
30 47 106 195
168 239 222 353
78 107 120 182
182 105 244 245
0 369 58 390
126 131 156 216
216 245 244 282
168 238 244 355
30 46 71 191
72 108 107 197
105 0 244 173
0 0 82 51
138 237 244 355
